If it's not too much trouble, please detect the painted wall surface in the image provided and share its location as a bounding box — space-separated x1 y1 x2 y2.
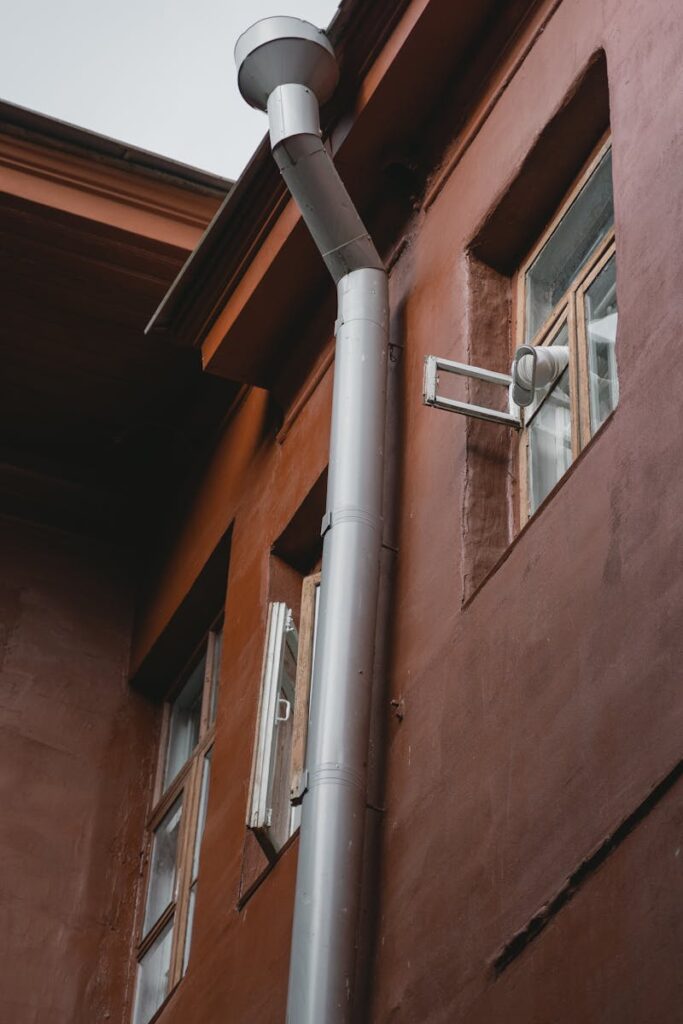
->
137 353 334 1024
368 0 683 1019
0 517 157 1023
129 0 683 1021
4 0 682 1021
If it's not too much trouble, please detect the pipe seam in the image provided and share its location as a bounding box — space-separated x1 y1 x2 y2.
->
308 762 366 795
323 232 375 262
321 507 382 538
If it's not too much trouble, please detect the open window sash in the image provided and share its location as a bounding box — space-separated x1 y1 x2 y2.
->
247 602 299 854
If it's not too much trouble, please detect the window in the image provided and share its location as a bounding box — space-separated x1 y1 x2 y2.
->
132 620 223 1024
247 573 320 857
517 138 618 519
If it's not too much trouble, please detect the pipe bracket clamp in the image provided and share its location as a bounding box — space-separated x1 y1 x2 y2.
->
321 507 382 538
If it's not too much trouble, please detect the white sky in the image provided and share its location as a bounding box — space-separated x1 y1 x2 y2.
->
0 0 340 180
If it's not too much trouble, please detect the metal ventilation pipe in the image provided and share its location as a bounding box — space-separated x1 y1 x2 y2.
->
235 18 388 1024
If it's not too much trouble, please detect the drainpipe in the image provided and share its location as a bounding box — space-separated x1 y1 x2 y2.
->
235 18 388 1023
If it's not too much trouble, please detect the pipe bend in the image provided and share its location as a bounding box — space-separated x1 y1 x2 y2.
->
267 92 383 282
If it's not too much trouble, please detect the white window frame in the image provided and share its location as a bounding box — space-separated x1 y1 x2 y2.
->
247 574 320 857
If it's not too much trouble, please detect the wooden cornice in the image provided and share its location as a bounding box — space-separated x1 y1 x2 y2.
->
146 0 416 351
0 131 226 251
150 0 556 391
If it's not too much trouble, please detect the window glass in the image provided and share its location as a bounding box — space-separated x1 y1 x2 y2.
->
183 750 212 974
268 626 297 844
208 628 222 725
585 254 618 430
192 751 212 881
164 653 205 789
527 323 573 512
143 797 183 935
524 321 570 421
526 149 614 340
183 886 197 976
133 918 174 1024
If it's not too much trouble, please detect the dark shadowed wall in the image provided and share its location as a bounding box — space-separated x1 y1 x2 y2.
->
0 517 157 1023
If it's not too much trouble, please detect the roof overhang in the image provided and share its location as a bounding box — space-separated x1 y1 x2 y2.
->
147 0 541 388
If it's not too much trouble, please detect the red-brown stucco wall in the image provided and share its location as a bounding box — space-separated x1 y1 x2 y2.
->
368 0 683 1019
145 1 681 1021
0 517 157 1023
3 0 681 1021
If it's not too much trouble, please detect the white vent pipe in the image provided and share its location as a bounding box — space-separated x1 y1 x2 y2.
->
235 19 388 1023
511 343 569 408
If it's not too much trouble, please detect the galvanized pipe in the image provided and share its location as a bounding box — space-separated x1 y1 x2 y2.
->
290 268 387 1023
235 18 388 1023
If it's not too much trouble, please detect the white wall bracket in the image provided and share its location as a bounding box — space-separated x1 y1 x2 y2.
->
423 355 521 428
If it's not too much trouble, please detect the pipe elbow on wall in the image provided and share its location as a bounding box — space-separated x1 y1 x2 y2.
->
266 83 383 283
235 18 389 1023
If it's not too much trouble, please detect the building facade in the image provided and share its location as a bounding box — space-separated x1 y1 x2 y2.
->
1 0 682 1021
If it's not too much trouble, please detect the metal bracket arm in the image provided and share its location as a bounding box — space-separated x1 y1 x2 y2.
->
423 355 521 428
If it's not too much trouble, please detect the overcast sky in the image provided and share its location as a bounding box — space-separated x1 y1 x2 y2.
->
0 0 340 181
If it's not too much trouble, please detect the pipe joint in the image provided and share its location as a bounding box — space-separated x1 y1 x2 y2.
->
511 344 569 407
321 507 382 539
267 82 321 152
308 762 366 795
337 268 389 329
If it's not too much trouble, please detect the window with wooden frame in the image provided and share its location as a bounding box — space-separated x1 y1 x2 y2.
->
516 136 618 522
247 573 320 858
132 619 223 1024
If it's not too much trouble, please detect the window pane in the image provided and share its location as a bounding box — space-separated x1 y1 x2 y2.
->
182 751 212 974
525 322 569 420
585 254 618 431
192 751 212 882
268 628 297 846
133 917 174 1024
526 148 614 340
527 323 573 513
164 652 206 789
143 796 183 935
209 627 222 725
528 366 573 512
183 883 197 976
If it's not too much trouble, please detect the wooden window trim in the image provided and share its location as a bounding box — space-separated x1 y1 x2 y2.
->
515 134 615 526
132 616 222 1022
290 572 320 804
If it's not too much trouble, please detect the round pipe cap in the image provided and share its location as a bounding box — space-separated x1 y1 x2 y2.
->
235 16 339 111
